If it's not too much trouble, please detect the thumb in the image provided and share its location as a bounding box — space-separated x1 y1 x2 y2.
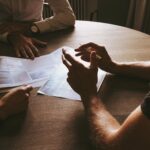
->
90 51 97 69
24 85 33 93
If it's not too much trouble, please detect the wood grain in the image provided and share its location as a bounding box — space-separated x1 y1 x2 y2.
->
0 21 150 150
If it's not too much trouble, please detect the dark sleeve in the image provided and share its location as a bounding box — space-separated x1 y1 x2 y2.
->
141 92 150 119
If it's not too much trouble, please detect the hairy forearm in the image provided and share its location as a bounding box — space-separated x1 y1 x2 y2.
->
109 61 150 81
81 94 150 150
82 95 120 149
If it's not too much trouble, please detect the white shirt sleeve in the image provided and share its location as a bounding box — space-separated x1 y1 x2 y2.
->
34 0 76 33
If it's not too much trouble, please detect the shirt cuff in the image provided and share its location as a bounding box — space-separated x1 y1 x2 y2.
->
34 20 51 33
0 32 9 43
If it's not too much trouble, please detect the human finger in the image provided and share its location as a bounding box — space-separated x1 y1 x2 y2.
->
62 54 71 69
20 47 29 59
90 51 97 69
15 48 21 58
76 42 101 53
75 52 83 56
24 45 35 59
81 55 90 62
75 43 93 52
62 49 79 67
29 44 40 57
82 42 100 49
67 77 70 85
23 85 33 93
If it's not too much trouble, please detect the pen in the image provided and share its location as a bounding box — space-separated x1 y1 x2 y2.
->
86 47 102 60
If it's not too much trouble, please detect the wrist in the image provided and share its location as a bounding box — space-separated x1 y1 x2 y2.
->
30 23 40 34
80 87 97 99
81 93 97 100
107 61 120 74
81 92 98 107
82 95 103 112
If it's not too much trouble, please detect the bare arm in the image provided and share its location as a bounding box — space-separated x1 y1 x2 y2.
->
62 50 150 150
109 61 150 81
75 42 150 81
82 95 120 150
83 95 150 150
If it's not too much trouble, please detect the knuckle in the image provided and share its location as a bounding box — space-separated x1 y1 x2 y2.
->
17 88 25 93
34 49 39 53
88 42 94 45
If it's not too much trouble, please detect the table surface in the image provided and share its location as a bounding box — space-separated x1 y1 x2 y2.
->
0 21 150 150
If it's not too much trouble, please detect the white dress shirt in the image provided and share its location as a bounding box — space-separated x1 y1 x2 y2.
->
0 0 75 41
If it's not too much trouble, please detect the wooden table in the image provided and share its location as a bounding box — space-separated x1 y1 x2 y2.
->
0 21 150 150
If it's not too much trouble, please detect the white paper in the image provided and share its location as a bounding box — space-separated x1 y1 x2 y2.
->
0 50 60 88
0 46 106 100
38 47 106 100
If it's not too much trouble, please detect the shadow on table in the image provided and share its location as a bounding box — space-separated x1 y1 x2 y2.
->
98 74 149 123
0 73 148 150
0 112 26 136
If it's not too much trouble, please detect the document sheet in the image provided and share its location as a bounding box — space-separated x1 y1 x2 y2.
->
38 47 106 100
0 51 58 88
0 46 106 100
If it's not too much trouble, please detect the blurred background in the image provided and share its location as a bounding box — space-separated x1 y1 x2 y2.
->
44 0 150 34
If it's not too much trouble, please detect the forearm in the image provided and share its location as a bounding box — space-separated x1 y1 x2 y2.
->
35 13 75 33
35 0 75 33
82 95 120 149
109 61 150 81
82 94 150 150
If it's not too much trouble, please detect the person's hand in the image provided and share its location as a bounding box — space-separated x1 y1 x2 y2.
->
75 42 116 73
62 49 98 101
0 22 30 34
0 85 33 120
8 33 47 59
